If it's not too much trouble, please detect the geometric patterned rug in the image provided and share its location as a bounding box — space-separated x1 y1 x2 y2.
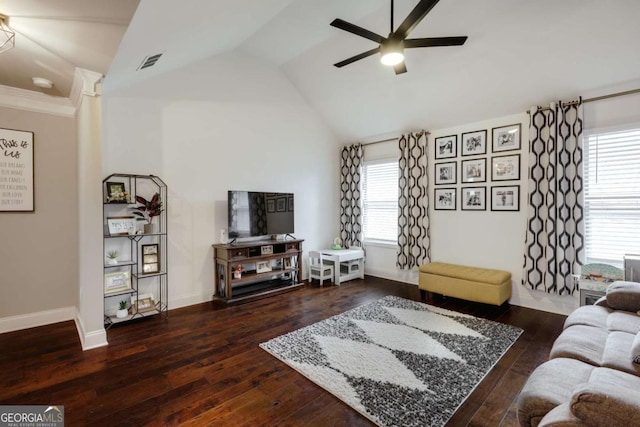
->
260 296 522 427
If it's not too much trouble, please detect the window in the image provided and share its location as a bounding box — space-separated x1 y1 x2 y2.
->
583 126 640 266
362 159 398 243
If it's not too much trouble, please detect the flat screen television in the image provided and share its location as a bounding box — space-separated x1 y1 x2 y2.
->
227 191 294 239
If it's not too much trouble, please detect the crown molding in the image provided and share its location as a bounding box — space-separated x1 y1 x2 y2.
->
70 68 104 109
0 68 103 118
0 84 75 117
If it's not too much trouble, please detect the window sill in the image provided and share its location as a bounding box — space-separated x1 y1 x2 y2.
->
363 239 397 249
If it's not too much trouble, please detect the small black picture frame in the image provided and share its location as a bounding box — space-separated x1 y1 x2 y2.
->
434 188 456 210
434 135 457 159
276 197 286 212
461 187 486 211
106 181 127 203
141 244 160 274
461 130 487 156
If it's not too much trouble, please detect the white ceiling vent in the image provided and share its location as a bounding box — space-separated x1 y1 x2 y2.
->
137 53 162 70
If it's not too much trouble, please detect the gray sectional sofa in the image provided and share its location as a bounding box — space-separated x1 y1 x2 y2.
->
517 281 640 427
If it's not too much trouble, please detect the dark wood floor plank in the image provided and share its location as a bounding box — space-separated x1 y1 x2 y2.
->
0 277 566 426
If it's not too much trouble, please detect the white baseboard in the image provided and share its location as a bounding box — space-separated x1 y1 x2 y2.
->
0 306 76 334
74 309 108 350
169 292 212 310
365 267 419 286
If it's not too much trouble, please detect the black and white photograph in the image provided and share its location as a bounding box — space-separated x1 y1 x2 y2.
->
461 187 486 211
276 197 286 212
256 260 272 273
492 124 521 152
267 199 275 213
434 188 456 210
434 135 457 159
491 185 520 211
491 154 520 181
461 158 486 183
461 130 487 156
141 244 160 274
434 162 457 185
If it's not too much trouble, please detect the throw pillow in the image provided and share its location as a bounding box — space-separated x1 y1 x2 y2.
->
571 382 640 427
606 281 640 312
633 331 640 365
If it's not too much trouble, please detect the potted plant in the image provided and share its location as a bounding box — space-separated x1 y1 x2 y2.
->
106 250 118 265
132 192 163 234
116 300 128 319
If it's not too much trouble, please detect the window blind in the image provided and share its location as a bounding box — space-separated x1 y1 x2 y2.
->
584 127 640 266
362 160 398 243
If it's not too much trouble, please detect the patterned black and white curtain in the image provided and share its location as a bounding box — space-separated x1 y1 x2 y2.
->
522 100 585 295
340 144 363 248
397 131 431 269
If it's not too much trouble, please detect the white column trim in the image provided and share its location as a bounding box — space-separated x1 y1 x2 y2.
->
70 68 104 108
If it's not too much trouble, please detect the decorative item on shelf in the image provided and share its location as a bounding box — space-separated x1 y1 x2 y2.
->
332 237 342 250
105 182 130 203
131 293 156 313
141 244 159 274
116 300 128 319
256 260 272 273
106 250 118 265
107 216 136 236
132 192 163 234
233 264 243 279
104 271 132 295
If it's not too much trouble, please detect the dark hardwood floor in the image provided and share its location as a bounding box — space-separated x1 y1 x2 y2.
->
0 277 566 426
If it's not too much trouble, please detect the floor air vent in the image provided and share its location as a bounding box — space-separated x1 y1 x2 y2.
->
138 53 162 70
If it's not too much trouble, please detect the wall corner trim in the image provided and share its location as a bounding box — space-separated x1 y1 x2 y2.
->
74 309 108 350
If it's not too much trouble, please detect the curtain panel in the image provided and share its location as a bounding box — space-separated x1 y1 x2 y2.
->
522 100 585 295
397 131 431 269
340 144 363 248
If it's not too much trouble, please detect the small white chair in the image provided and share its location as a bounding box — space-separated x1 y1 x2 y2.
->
308 251 334 286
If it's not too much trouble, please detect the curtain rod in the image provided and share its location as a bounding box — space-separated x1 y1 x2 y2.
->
360 129 431 146
527 87 640 114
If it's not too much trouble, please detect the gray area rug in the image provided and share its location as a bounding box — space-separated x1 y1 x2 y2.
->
260 296 522 427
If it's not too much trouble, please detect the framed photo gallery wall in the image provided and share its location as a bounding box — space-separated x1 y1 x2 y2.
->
433 123 522 212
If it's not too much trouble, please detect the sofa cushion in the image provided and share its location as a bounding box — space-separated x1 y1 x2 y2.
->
606 280 640 312
418 262 510 285
563 305 611 330
550 325 608 367
517 358 594 427
607 310 640 334
600 331 640 375
570 368 640 427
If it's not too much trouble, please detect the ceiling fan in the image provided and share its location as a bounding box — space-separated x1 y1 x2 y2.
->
331 0 467 75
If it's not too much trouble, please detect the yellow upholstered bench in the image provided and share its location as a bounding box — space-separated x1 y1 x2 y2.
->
419 262 512 306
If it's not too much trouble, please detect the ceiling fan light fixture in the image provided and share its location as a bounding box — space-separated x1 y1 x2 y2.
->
0 14 15 54
380 39 404 66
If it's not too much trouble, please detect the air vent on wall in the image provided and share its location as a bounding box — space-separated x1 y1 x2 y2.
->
137 53 162 70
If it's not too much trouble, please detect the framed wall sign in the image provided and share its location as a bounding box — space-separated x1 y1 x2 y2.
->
491 185 520 211
491 154 520 181
492 124 521 152
461 158 487 183
461 187 486 211
461 130 487 156
141 244 159 274
434 135 457 159
434 188 456 210
0 128 34 212
434 162 457 185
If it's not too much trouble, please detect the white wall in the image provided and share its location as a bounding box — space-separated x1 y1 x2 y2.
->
363 113 580 315
103 52 340 309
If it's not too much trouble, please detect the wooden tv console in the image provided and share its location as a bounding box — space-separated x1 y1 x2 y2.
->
212 239 304 305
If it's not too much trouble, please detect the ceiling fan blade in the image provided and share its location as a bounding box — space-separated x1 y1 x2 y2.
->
330 18 385 44
394 62 407 75
404 36 468 48
393 0 440 40
334 47 381 68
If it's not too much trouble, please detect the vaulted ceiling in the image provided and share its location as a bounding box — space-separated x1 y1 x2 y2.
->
2 0 640 140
